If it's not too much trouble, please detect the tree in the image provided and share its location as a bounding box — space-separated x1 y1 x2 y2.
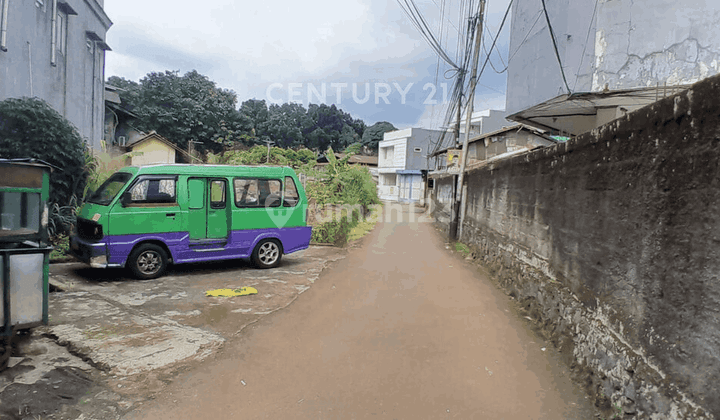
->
361 121 397 152
108 71 380 154
339 124 360 147
0 97 88 210
239 99 270 144
266 103 312 148
107 70 251 154
106 76 141 112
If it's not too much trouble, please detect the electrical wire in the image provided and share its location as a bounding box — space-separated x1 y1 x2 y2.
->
470 0 512 99
573 0 599 91
397 0 486 156
483 20 508 71
396 0 461 70
540 0 572 93
506 10 543 68
430 0 512 156
432 1 491 154
483 35 505 74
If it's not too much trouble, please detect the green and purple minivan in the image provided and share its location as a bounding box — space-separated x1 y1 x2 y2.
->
70 164 311 279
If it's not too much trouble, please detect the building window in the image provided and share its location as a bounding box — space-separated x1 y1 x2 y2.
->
56 10 66 55
382 174 397 186
0 0 9 51
382 146 394 162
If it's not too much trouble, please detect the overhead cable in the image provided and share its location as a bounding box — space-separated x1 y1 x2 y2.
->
573 0 599 91
540 0 572 93
470 0 512 99
397 0 460 70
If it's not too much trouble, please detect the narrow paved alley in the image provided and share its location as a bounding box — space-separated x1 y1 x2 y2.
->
127 206 595 419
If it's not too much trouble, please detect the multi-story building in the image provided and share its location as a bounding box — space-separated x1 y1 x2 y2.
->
505 0 720 116
377 128 444 203
0 0 112 150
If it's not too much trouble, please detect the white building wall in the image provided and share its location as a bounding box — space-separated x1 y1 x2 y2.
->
505 0 720 114
378 131 411 202
378 128 443 202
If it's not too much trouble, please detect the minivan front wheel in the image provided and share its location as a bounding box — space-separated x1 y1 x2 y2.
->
251 239 282 269
128 243 168 279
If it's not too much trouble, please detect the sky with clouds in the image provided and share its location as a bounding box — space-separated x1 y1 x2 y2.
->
104 0 512 130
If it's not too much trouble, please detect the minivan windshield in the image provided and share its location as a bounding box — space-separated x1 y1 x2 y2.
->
87 172 133 205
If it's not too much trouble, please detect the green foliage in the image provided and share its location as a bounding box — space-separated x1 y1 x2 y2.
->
306 146 379 211
50 234 70 260
454 242 471 255
236 99 366 151
48 196 78 237
303 143 380 245
0 97 89 220
107 71 251 154
84 150 134 197
311 207 362 246
348 206 381 242
361 121 397 151
208 145 316 169
109 69 374 155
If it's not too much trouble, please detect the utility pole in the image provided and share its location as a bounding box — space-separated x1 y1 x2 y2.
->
450 0 485 241
454 93 463 146
188 140 202 162
265 140 275 164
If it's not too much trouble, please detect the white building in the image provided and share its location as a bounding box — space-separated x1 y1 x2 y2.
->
377 128 444 203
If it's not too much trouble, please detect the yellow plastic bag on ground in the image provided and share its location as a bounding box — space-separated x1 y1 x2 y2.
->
205 287 258 297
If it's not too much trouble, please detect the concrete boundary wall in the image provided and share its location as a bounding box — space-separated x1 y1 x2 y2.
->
431 74 720 419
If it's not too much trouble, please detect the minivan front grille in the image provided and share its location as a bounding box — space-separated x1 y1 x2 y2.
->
77 218 103 241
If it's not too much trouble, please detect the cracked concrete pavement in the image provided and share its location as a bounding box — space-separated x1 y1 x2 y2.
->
0 245 346 420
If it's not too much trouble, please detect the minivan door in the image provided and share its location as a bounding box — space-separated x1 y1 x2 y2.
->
187 178 229 241
207 179 228 239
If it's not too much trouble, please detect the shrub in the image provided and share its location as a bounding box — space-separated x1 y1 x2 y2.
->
304 146 379 212
311 207 362 246
0 97 89 224
209 145 316 168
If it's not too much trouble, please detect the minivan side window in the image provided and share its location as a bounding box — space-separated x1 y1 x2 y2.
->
234 178 282 208
283 176 299 207
210 180 226 209
126 177 177 205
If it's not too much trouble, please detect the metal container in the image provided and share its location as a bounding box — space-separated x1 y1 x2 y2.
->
0 159 53 336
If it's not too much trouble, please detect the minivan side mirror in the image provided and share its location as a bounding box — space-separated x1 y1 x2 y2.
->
120 192 131 207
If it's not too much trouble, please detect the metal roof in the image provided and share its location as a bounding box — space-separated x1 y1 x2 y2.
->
507 84 691 136
428 124 555 157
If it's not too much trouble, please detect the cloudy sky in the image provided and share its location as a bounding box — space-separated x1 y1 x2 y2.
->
104 0 512 129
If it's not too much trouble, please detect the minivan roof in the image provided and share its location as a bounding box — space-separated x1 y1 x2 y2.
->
121 164 295 177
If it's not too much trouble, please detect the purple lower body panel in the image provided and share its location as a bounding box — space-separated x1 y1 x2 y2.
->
75 226 312 267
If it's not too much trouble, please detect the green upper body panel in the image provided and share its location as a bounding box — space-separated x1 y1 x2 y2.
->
78 165 308 236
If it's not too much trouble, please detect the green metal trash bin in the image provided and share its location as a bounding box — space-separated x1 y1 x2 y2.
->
0 159 53 338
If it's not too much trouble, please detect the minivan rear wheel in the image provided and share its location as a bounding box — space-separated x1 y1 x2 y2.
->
128 243 168 279
251 239 282 269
